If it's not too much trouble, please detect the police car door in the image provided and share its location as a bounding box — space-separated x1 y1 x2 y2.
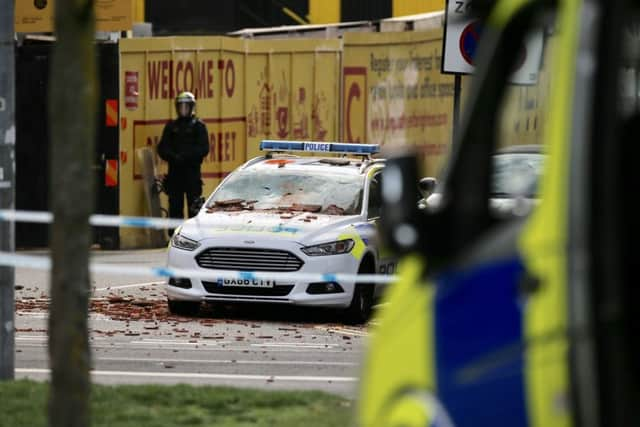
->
370 2 574 427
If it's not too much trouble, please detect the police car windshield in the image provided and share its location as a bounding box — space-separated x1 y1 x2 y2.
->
209 169 364 215
492 153 544 198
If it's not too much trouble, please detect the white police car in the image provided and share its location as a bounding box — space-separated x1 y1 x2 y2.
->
165 140 395 323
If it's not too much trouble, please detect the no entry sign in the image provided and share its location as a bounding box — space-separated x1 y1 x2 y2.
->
442 0 544 85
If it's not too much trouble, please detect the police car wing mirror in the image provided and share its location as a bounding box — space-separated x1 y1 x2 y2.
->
418 177 437 199
380 152 424 255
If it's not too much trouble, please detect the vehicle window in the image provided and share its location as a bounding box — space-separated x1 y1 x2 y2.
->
492 153 544 198
493 20 556 206
368 173 382 219
208 169 364 215
620 15 640 117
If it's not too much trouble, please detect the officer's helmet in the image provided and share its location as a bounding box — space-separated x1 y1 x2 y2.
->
175 91 196 118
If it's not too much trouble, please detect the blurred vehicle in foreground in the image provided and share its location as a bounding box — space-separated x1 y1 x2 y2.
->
423 145 544 217
359 0 640 426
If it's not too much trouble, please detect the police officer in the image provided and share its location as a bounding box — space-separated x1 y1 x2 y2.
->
158 91 209 220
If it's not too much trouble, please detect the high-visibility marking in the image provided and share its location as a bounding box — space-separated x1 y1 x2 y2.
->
106 99 118 127
105 159 118 187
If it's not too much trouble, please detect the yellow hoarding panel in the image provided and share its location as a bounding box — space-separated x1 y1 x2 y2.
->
119 37 340 248
119 37 246 248
245 39 341 159
342 30 454 176
15 0 133 32
95 0 133 31
313 51 339 143
133 0 144 23
15 0 52 33
309 0 340 24
393 0 445 16
498 37 554 149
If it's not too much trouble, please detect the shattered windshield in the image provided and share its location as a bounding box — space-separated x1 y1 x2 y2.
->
208 169 364 215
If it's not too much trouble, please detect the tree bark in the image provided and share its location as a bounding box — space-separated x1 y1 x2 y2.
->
48 1 96 427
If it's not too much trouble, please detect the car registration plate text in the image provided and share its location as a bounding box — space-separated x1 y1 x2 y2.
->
217 278 276 288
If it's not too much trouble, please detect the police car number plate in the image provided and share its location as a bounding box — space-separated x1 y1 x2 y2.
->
217 278 276 288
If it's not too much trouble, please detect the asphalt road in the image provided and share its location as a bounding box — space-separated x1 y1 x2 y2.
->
13 249 369 396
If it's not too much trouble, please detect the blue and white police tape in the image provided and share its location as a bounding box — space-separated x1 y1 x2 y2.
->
0 209 186 230
0 252 399 284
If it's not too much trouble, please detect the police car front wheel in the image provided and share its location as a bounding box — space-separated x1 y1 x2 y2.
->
345 262 375 324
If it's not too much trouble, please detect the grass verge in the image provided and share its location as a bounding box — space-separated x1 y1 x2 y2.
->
0 380 354 427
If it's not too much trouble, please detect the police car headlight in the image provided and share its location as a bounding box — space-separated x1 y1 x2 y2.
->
171 233 200 251
301 239 355 256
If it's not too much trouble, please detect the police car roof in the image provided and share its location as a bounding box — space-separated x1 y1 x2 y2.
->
243 155 383 176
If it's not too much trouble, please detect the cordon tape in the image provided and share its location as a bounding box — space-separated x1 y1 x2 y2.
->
0 210 399 284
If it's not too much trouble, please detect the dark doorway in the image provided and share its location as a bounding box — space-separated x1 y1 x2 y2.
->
15 43 51 249
15 41 120 249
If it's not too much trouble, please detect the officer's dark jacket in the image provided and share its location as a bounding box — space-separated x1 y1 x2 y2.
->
157 116 209 184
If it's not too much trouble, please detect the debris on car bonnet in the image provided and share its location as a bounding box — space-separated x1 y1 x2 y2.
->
207 199 257 213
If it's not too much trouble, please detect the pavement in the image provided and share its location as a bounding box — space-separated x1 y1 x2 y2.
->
13 249 369 396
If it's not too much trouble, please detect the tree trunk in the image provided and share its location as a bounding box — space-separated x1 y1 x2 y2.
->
48 1 96 426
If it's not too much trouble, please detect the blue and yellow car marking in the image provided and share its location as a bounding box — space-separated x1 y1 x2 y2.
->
359 0 580 425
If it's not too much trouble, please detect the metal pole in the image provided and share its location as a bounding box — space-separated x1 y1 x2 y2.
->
0 0 16 380
452 73 462 148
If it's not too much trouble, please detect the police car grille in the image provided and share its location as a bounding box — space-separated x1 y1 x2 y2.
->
202 282 294 296
196 248 304 272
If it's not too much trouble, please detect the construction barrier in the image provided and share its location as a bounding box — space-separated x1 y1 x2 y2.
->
342 29 455 176
116 24 550 249
119 37 342 248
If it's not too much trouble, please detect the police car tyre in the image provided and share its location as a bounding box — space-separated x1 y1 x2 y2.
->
168 300 201 317
345 260 375 324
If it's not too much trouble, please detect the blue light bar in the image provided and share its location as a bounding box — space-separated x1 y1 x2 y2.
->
260 140 380 155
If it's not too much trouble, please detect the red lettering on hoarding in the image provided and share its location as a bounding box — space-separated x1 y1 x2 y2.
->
346 82 361 143
277 107 288 138
148 62 161 100
169 60 174 98
146 59 220 100
207 60 214 98
176 61 184 94
184 62 194 93
161 60 169 99
343 67 367 144
224 59 235 98
133 117 245 180
208 131 237 163
370 113 448 132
